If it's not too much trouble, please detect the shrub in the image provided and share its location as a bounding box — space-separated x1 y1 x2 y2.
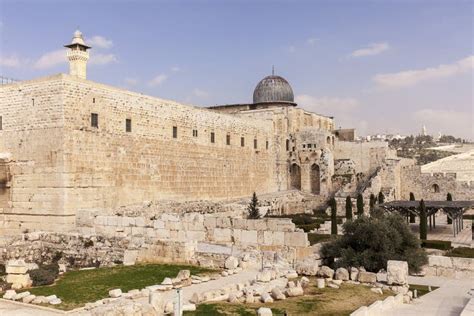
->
83 239 94 248
321 213 427 273
369 194 376 212
30 264 60 286
378 191 385 204
308 233 334 245
421 240 452 250
247 192 260 219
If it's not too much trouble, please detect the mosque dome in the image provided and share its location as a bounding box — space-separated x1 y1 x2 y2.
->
253 75 294 104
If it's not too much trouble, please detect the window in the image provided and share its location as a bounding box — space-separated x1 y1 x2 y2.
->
91 113 98 128
210 132 215 143
266 140 269 150
173 126 177 138
254 139 257 149
308 144 312 149
286 139 290 151
226 134 231 145
432 184 440 193
0 116 2 130
193 129 198 137
93 98 96 104
32 98 35 106
241 137 245 147
125 119 132 132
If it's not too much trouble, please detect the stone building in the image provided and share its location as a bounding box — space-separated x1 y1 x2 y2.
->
0 30 471 233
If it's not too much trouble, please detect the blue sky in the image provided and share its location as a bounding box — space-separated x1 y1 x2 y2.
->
1 0 473 139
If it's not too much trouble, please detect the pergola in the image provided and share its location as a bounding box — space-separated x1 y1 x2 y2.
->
379 200 474 237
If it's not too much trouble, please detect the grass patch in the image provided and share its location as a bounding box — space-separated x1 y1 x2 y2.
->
409 284 439 297
445 247 474 258
23 263 213 310
186 282 392 316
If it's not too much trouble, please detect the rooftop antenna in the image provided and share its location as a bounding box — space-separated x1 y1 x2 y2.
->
272 65 275 75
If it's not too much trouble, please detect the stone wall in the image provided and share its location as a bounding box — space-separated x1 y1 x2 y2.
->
334 141 394 175
400 165 474 200
423 255 474 279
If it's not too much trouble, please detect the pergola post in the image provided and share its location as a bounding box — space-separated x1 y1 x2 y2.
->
461 213 464 229
453 217 457 237
429 214 432 231
433 213 436 229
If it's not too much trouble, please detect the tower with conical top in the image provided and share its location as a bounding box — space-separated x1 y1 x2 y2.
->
64 30 91 79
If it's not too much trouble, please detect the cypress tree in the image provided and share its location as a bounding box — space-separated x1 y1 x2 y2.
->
369 194 376 213
330 198 337 235
356 194 364 216
345 196 353 220
447 193 453 224
247 192 260 219
378 191 385 204
419 199 427 240
409 192 416 223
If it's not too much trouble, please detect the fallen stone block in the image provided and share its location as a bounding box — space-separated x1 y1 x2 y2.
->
370 288 383 295
109 289 122 298
350 267 359 281
335 267 349 281
327 283 339 289
296 261 319 276
316 278 325 289
387 260 408 286
317 266 334 279
13 291 30 301
286 286 304 297
225 256 239 270
358 271 377 283
49 298 62 305
258 307 273 316
22 294 36 304
271 287 286 300
176 270 191 282
161 277 173 285
261 292 274 303
3 290 16 300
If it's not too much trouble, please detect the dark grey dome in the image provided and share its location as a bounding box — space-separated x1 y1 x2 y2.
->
253 75 294 103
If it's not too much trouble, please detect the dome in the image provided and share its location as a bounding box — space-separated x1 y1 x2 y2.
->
253 75 294 104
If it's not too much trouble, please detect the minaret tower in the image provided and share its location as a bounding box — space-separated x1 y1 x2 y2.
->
64 30 91 79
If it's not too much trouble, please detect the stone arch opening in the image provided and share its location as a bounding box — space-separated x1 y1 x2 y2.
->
310 164 320 194
326 136 331 145
432 183 440 193
290 163 301 190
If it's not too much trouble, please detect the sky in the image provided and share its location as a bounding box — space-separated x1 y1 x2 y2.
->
1 0 473 139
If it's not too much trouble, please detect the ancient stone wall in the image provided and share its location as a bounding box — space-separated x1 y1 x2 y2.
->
334 141 393 175
424 255 474 279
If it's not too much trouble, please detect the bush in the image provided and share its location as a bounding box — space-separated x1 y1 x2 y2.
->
356 194 364 216
421 240 452 250
321 213 427 273
445 247 474 258
247 192 260 219
308 233 335 245
30 264 60 286
345 196 353 220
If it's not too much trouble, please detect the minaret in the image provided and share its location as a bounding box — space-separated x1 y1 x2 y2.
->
422 125 427 136
64 30 91 79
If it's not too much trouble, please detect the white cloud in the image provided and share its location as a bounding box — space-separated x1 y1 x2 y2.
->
373 55 474 88
171 66 181 72
350 42 389 57
87 35 113 49
0 55 22 67
295 95 359 114
89 53 118 65
306 38 318 46
33 49 66 69
148 74 167 87
193 88 209 98
412 108 473 139
124 77 139 85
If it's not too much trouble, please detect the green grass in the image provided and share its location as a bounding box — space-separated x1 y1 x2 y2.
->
462 214 474 220
445 247 474 258
23 264 213 310
409 284 439 297
421 239 452 250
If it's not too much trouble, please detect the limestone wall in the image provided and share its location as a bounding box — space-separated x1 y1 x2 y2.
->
334 141 392 175
423 255 474 279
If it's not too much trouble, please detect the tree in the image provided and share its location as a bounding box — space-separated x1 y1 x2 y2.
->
247 192 260 219
356 194 364 216
409 192 416 223
447 193 453 224
369 194 376 213
378 191 385 204
321 214 427 273
345 196 353 220
330 198 337 235
419 199 427 240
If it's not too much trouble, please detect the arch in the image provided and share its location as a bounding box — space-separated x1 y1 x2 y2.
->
326 136 331 145
310 164 321 194
332 136 335 146
432 183 440 193
290 163 301 190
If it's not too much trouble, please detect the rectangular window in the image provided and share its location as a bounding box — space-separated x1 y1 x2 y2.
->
91 113 98 128
93 98 96 104
226 134 230 145
266 140 269 150
125 118 132 132
241 137 245 147
286 139 290 151
210 132 215 143
0 116 2 130
32 98 35 106
254 139 257 149
193 129 198 137
308 144 312 148
173 126 178 138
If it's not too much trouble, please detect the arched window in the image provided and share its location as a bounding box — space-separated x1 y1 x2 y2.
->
326 136 331 145
310 164 320 195
290 164 301 190
432 183 440 193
